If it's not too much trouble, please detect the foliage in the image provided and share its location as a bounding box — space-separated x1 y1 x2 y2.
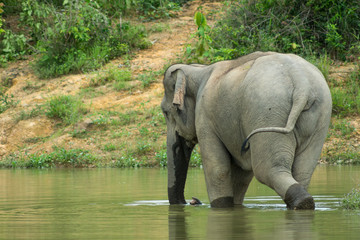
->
204 0 360 61
46 95 87 125
0 3 4 34
2 0 26 14
341 187 360 210
96 0 184 19
0 30 28 64
13 0 150 78
185 11 212 62
1 0 186 69
0 3 28 64
20 0 55 43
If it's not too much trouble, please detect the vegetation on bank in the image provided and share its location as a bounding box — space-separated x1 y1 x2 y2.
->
1 146 202 169
0 0 359 169
341 187 360 210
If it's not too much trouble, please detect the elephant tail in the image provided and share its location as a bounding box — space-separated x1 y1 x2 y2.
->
241 75 313 153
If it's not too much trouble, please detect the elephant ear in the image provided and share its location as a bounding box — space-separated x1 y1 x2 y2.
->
172 70 186 111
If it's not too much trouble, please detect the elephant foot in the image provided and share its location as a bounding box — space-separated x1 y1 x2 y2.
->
210 197 234 208
284 184 315 210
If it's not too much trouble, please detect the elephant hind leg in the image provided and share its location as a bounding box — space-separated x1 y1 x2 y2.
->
284 184 315 210
292 128 329 189
198 132 234 208
250 133 314 210
231 163 254 205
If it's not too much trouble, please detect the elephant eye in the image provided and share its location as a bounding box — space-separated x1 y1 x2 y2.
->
163 110 169 118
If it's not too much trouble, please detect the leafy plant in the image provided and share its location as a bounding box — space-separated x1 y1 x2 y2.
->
155 148 167 167
0 3 4 36
185 11 212 62
46 95 87 125
24 0 150 78
0 30 27 63
341 187 360 209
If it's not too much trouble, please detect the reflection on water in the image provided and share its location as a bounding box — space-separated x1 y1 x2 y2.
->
0 166 360 239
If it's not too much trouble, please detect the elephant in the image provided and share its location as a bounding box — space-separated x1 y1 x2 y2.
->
161 51 332 209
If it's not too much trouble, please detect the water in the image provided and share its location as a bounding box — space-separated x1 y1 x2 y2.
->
0 165 359 239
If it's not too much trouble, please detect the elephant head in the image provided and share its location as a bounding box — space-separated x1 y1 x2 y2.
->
161 64 206 204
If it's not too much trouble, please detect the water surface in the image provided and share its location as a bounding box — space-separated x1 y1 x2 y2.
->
0 165 359 239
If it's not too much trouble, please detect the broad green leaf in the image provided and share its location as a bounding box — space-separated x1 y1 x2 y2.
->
195 12 202 27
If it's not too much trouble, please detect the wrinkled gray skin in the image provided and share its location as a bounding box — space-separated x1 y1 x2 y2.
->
161 52 332 209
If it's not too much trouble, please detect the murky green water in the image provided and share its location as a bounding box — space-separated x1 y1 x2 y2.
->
0 165 359 239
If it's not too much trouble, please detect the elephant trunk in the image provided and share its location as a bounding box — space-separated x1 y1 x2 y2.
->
167 128 194 204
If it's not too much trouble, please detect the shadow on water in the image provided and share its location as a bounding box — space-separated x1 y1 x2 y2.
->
167 204 319 240
129 194 343 240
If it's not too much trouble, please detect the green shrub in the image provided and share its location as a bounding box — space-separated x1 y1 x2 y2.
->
46 95 86 125
19 0 150 78
206 0 360 61
341 187 360 210
0 3 28 64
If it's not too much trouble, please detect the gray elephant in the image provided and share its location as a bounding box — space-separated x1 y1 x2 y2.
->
161 52 332 209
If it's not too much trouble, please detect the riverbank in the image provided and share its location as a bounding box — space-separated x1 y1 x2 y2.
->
0 0 359 168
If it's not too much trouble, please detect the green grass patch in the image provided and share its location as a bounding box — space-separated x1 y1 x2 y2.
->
137 70 159 88
330 65 360 116
328 119 356 139
1 147 99 168
325 151 360 165
46 95 87 125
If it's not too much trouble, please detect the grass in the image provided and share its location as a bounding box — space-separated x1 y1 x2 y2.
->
46 95 87 125
325 151 360 165
16 105 44 121
1 147 100 168
84 66 161 92
137 69 160 88
329 64 360 117
341 187 360 210
0 93 18 114
328 119 356 139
